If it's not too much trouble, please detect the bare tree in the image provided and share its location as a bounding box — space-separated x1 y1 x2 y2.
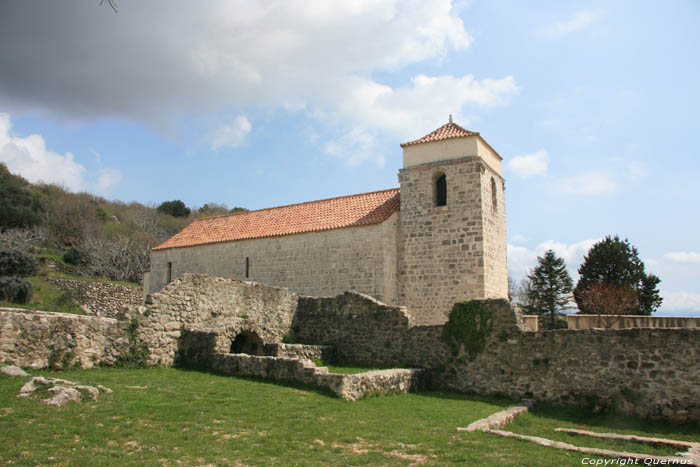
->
576 283 638 329
99 0 118 13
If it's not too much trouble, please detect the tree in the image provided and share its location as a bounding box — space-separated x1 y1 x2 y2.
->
574 235 662 316
0 163 45 231
526 250 573 329
576 283 637 329
157 200 190 218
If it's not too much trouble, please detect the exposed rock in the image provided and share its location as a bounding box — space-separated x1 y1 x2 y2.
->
43 386 82 407
1 365 29 377
16 376 111 406
457 405 529 432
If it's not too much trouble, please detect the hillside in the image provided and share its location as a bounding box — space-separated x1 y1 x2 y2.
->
0 162 245 285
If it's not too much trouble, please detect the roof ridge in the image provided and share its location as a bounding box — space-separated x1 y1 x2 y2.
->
400 121 479 148
191 187 400 223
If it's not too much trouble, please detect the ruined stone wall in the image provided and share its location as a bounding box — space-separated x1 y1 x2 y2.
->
397 157 488 325
293 293 700 422
177 329 423 401
46 278 142 318
149 217 399 305
0 308 127 369
137 274 298 366
293 291 449 368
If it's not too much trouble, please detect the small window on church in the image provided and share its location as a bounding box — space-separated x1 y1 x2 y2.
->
491 177 498 213
435 174 447 207
245 257 250 278
167 262 172 283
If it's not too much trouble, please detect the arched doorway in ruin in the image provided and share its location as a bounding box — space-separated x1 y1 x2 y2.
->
229 330 264 355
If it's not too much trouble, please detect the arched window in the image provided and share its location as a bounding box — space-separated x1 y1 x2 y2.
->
435 173 447 206
491 177 498 212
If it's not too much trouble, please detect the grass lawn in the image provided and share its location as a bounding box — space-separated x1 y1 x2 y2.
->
1 368 697 466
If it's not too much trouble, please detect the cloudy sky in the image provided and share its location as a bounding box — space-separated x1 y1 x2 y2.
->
1 1 698 315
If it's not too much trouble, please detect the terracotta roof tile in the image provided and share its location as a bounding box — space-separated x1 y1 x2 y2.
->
152 188 400 251
400 122 479 147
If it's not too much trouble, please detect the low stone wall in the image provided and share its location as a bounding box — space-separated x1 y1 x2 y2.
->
0 308 127 369
566 314 700 330
175 327 422 400
46 278 142 318
263 343 335 362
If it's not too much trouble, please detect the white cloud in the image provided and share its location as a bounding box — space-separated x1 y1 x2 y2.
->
96 168 123 193
542 9 602 38
663 252 700 264
321 73 518 164
506 150 548 178
660 291 700 312
209 116 252 151
508 238 599 279
0 113 121 193
556 171 616 195
0 113 87 190
0 1 517 166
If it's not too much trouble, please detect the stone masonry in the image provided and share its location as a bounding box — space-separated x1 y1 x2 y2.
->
149 121 509 325
1 274 697 423
46 278 142 318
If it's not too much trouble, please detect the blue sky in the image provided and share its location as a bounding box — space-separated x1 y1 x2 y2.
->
1 1 699 315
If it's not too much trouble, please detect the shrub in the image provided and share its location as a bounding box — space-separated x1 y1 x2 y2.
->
0 249 38 276
63 247 90 266
0 276 33 304
442 301 493 360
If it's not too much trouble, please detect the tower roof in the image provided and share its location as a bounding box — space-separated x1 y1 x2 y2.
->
400 122 479 148
152 188 400 251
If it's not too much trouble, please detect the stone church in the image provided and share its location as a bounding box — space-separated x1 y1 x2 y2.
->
149 119 507 324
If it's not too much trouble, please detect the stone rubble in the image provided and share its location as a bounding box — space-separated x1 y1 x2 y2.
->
17 376 111 407
0 365 29 377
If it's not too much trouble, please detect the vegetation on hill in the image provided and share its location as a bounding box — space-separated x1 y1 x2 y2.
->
0 163 246 285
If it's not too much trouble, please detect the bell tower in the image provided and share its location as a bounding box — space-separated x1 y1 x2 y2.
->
397 117 507 324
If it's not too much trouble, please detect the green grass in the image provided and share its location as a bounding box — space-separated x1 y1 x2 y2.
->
325 364 396 374
1 368 697 466
313 358 396 374
0 276 84 315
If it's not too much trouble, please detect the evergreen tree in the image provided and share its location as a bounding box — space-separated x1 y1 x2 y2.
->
527 250 573 329
574 235 662 315
156 200 190 218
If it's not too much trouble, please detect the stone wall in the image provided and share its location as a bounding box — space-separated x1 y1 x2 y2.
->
176 328 423 401
263 343 335 361
0 307 127 369
137 274 299 366
431 301 700 423
149 218 399 306
292 292 700 422
293 291 449 368
46 278 142 318
566 314 700 330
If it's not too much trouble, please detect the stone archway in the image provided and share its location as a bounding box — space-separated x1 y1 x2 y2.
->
229 330 264 356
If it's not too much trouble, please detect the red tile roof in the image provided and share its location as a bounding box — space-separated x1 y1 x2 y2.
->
152 188 400 251
400 122 479 147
